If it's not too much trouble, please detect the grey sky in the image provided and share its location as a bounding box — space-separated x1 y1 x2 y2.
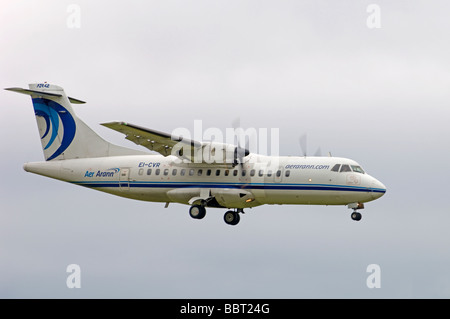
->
1 0 450 298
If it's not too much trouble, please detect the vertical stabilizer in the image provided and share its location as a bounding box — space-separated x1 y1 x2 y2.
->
6 83 145 160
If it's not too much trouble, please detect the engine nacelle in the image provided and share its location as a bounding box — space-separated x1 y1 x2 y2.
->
200 142 237 164
171 141 250 165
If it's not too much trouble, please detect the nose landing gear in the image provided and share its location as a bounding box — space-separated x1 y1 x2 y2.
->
351 211 362 221
348 202 364 221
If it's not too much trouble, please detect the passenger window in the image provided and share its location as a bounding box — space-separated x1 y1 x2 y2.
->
189 169 194 176
258 170 264 177
242 170 246 177
164 169 169 176
225 169 230 176
276 170 281 177
198 169 203 176
206 169 211 176
147 169 152 175
267 170 272 177
285 170 290 177
155 168 160 175
250 169 255 177
331 164 340 172
138 168 144 175
233 170 238 176
340 164 351 172
216 170 220 176
172 169 177 176
180 169 186 176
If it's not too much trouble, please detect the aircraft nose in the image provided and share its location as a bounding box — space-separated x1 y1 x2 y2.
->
371 178 387 199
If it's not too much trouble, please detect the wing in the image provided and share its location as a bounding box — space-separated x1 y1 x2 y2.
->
102 121 250 165
101 121 201 160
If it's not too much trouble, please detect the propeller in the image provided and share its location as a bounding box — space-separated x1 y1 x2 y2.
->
299 133 322 157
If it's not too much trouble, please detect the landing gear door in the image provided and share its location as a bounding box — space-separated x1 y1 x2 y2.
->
119 168 130 190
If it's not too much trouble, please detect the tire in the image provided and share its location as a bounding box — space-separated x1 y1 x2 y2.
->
351 212 362 221
224 211 240 225
189 205 206 219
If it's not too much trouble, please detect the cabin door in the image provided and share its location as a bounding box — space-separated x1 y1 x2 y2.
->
119 168 130 190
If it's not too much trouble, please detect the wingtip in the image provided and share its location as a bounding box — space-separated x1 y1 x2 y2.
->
100 121 127 128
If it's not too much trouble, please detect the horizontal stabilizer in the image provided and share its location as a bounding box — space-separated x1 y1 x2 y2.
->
5 87 86 104
67 96 86 104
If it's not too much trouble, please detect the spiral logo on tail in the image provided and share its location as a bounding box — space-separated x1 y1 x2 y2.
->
32 98 76 161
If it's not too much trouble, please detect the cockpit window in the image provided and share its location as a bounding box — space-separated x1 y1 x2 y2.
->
331 164 341 172
332 163 365 173
351 165 365 174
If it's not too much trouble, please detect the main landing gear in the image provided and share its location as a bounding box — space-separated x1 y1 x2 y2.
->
223 209 243 226
189 204 206 220
189 205 243 226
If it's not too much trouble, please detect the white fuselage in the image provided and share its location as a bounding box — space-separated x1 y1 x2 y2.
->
23 154 386 209
8 82 387 224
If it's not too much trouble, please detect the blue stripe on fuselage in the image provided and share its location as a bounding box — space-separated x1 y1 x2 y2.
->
71 181 387 193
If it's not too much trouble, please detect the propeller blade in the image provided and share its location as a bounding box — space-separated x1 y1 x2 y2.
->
299 133 323 157
314 147 322 157
231 118 241 130
231 117 249 167
299 134 307 157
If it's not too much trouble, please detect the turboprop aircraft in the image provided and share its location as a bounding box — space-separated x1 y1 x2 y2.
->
6 83 386 225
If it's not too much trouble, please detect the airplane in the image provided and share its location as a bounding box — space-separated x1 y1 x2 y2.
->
6 83 386 226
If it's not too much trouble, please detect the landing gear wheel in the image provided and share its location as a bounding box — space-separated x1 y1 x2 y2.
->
351 212 362 221
189 205 206 219
224 210 240 226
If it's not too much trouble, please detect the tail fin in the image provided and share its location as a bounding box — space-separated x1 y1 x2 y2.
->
6 83 145 160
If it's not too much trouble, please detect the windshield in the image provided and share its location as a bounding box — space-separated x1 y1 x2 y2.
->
351 165 365 174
